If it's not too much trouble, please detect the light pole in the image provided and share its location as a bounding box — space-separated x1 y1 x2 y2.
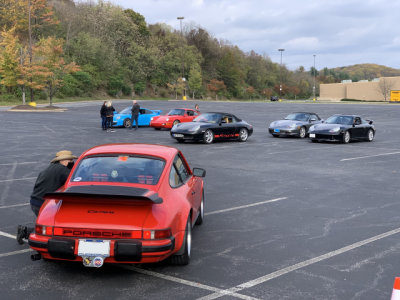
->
313 54 316 101
278 49 285 100
177 16 186 100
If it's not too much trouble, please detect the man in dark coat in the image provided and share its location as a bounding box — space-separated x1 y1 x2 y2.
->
131 100 140 130
16 150 77 244
100 101 107 130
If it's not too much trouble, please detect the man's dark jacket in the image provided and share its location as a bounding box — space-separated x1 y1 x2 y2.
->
131 103 140 115
30 163 71 208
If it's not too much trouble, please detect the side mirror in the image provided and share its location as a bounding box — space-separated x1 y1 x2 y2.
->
368 120 373 125
220 119 227 125
310 118 317 122
193 168 206 177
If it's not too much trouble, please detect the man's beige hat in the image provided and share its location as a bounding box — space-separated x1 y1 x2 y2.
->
51 150 77 163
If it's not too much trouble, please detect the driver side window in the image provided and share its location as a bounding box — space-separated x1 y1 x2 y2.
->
169 155 190 188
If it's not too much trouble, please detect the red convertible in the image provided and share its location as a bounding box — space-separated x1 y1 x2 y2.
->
28 144 206 267
150 108 200 129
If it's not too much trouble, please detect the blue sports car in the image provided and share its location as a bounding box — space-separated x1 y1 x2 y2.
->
113 107 161 128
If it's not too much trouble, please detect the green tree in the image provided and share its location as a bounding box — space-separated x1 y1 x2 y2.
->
188 63 202 99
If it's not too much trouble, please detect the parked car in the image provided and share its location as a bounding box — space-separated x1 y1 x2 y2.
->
113 107 161 128
268 112 322 138
270 96 279 101
150 108 200 130
170 112 253 144
308 114 375 143
28 143 206 267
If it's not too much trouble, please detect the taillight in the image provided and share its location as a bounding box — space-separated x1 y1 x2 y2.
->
35 225 53 236
143 229 172 240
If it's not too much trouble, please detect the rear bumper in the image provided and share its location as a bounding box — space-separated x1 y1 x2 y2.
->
28 234 176 263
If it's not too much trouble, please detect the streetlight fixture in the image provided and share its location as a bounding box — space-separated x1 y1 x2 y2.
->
177 16 186 100
278 48 285 100
313 54 316 101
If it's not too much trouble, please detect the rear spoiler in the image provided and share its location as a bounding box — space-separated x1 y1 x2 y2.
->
44 185 163 204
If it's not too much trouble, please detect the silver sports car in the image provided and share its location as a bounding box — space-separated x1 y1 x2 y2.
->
268 112 322 138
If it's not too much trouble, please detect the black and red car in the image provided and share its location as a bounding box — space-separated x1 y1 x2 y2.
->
170 112 253 144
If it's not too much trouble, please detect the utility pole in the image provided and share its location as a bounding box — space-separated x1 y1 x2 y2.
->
28 0 34 103
20 48 25 105
278 49 285 100
313 54 316 101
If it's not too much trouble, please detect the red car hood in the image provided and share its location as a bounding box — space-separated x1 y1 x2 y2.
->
44 185 160 231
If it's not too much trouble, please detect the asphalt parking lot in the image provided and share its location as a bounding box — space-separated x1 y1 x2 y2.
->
1 100 400 299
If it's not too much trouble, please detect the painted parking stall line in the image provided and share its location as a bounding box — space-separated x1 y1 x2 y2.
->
0 177 36 183
0 230 16 239
0 203 30 209
0 162 37 166
198 226 400 300
127 266 260 300
205 197 287 216
0 249 32 258
341 151 400 161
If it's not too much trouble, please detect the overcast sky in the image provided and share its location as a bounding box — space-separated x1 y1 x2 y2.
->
111 0 400 70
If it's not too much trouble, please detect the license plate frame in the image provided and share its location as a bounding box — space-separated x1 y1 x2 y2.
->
309 133 316 138
78 239 110 256
274 129 280 133
174 134 184 138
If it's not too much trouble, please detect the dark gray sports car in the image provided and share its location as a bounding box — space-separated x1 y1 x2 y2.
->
308 114 375 143
268 112 322 138
170 112 253 144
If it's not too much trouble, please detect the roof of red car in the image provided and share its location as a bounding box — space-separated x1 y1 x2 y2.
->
81 144 178 161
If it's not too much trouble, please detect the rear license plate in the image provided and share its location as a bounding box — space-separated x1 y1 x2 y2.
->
309 133 316 138
78 239 110 256
274 129 280 133
174 134 184 138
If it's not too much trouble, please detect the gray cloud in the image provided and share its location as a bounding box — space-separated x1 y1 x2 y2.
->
114 0 400 70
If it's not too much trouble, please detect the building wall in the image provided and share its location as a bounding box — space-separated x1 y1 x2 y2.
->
319 76 400 101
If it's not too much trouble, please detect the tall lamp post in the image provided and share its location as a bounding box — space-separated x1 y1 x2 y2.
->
278 49 285 100
313 54 316 101
177 16 186 100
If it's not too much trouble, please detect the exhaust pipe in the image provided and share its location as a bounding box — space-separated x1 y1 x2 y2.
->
31 253 42 261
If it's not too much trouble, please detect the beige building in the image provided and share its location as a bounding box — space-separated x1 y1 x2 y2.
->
319 76 400 101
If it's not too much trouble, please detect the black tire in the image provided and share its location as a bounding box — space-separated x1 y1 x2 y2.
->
367 129 374 142
195 191 204 225
238 128 249 142
173 120 180 126
154 128 161 130
203 129 214 144
342 131 350 144
123 118 132 128
170 217 191 265
299 127 306 139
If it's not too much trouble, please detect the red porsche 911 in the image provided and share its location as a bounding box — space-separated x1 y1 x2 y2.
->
150 108 200 129
28 144 206 267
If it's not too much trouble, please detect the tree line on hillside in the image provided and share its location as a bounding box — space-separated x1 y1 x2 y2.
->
1 0 397 104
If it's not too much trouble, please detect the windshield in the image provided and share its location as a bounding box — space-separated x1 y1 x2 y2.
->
71 155 165 185
193 113 221 123
325 115 353 125
168 109 185 116
120 107 131 114
284 113 309 121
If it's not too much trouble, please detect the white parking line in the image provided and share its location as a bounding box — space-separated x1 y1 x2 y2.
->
127 266 259 300
340 151 400 161
0 162 37 166
0 177 36 183
0 249 32 258
198 226 400 300
0 203 30 209
0 230 16 239
205 197 287 216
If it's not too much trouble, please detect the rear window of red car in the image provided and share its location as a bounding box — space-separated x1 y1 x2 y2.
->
71 155 165 185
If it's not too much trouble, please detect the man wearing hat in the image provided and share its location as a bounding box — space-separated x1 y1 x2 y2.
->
16 150 77 244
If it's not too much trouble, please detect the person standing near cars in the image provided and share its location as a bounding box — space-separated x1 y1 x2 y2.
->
16 150 78 244
131 100 140 130
100 101 107 130
105 100 115 132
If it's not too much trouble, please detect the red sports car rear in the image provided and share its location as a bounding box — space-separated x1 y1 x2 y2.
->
29 144 205 267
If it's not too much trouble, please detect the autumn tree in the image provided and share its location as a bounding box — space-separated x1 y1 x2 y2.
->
377 78 395 101
24 37 79 105
207 79 226 100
